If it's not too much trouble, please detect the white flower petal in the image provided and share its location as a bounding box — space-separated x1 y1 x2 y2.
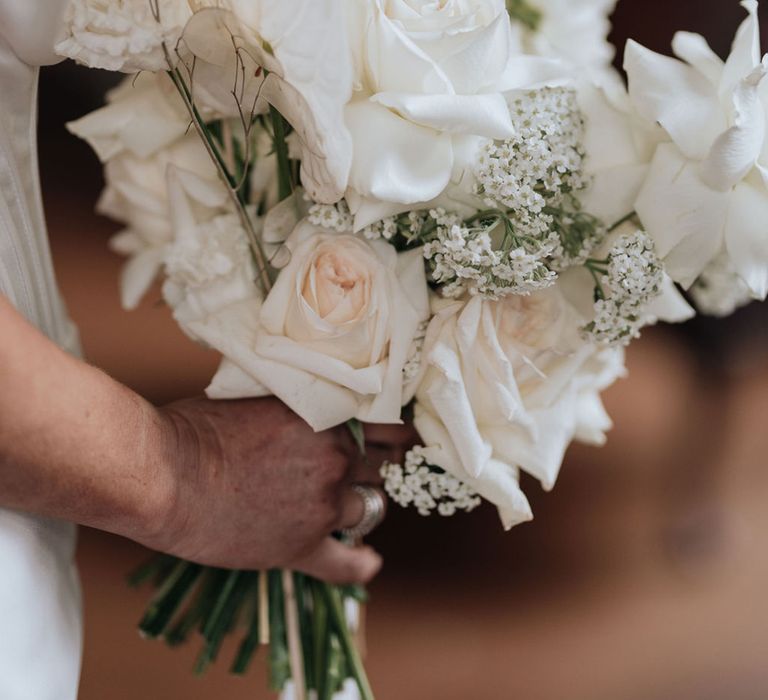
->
720 0 762 100
625 39 726 160
191 302 361 432
671 31 724 85
345 100 454 205
644 274 696 324
371 92 514 139
119 247 164 310
207 359 270 399
700 65 767 192
635 143 729 287
416 407 533 530
724 179 768 299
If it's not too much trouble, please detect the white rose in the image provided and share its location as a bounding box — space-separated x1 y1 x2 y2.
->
186 220 430 431
55 0 192 72
626 0 768 299
344 0 565 227
413 287 625 526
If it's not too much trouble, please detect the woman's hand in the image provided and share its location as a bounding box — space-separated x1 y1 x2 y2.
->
145 397 384 584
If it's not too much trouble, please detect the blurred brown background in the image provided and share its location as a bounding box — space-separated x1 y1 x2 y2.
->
36 1 768 698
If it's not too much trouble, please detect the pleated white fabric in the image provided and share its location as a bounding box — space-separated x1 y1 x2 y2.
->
0 8 83 699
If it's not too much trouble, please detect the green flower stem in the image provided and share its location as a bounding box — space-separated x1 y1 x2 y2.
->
608 211 638 233
506 0 543 31
195 570 254 674
138 560 202 639
311 581 330 697
269 105 293 202
322 585 374 700
165 568 229 647
231 578 263 674
161 46 273 294
127 554 175 588
268 571 291 691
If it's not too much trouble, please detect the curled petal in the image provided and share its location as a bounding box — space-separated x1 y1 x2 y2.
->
701 65 767 191
720 0 762 100
625 39 726 160
345 100 454 205
371 92 514 139
416 406 533 531
671 31 724 85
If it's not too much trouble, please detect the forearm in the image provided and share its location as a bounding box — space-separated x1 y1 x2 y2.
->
0 294 174 539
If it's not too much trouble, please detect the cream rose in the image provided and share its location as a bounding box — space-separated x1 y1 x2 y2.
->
343 0 565 227
413 287 625 526
185 220 430 431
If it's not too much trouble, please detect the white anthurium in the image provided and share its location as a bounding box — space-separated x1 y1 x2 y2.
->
511 0 618 74
413 285 626 526
180 1 354 203
343 0 568 229
187 220 431 431
55 0 193 72
626 0 768 298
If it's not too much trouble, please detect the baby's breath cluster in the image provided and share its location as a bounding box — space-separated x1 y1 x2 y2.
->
307 200 353 233
380 447 482 517
422 209 557 299
471 87 606 281
583 231 664 346
307 199 420 242
475 88 589 226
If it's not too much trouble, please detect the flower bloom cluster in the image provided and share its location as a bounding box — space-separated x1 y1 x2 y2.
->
422 209 557 299
380 447 482 518
583 231 664 346
475 88 590 239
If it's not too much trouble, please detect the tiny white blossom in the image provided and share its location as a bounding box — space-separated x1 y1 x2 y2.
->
583 231 664 346
380 447 482 517
422 209 557 299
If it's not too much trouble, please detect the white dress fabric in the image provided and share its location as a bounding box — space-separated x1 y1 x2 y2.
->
0 12 83 700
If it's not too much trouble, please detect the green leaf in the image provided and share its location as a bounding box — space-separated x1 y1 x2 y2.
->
195 570 253 675
138 560 203 639
346 419 366 456
231 577 263 675
506 0 542 31
268 570 291 691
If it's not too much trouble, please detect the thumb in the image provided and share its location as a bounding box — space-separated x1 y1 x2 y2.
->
293 538 382 585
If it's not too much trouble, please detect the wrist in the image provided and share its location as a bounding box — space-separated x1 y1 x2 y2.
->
124 403 196 549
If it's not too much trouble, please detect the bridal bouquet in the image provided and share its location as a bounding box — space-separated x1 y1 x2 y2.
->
60 0 768 697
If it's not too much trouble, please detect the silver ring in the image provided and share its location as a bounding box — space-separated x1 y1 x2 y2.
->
341 484 386 540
